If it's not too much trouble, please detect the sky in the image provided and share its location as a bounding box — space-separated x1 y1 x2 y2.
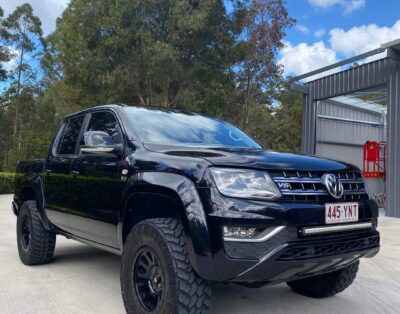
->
282 0 400 77
2 0 400 79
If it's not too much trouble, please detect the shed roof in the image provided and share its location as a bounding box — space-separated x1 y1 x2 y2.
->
291 38 400 83
329 85 387 115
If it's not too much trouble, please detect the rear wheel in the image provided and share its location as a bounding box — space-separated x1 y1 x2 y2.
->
121 218 211 314
287 261 359 298
17 201 56 265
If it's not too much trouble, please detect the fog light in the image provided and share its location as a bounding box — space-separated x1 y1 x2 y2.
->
223 226 258 239
223 226 285 242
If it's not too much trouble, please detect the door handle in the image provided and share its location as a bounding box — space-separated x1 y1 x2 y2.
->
71 170 80 176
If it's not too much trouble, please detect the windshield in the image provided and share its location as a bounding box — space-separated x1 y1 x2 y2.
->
123 107 261 148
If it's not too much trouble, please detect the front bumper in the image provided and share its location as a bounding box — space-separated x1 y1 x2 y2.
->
200 188 380 283
210 223 379 283
231 230 379 283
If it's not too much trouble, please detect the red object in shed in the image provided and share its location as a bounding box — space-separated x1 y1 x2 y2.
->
363 141 386 178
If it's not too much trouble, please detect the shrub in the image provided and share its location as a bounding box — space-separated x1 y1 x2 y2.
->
0 172 16 194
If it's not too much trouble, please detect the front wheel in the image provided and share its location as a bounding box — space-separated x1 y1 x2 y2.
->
16 201 56 265
287 260 359 298
121 218 211 314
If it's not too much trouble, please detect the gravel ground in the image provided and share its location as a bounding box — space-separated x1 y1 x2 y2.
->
1 194 399 314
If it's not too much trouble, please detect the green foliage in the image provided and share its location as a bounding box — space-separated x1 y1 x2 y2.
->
0 1 303 172
0 7 10 81
232 0 294 128
1 3 44 90
0 3 48 171
0 172 16 194
239 81 303 152
46 0 238 115
271 80 303 152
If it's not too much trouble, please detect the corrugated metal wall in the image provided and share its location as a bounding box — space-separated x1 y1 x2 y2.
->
297 56 400 217
301 59 390 154
386 58 400 217
315 100 386 196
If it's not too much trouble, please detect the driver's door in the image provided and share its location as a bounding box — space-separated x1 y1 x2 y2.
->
69 110 125 248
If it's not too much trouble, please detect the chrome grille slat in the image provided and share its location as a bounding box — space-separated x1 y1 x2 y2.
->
343 190 367 195
274 177 321 183
271 170 368 202
340 179 364 183
274 177 363 184
281 190 328 196
281 189 367 196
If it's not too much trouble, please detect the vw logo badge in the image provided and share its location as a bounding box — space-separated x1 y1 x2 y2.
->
321 173 344 199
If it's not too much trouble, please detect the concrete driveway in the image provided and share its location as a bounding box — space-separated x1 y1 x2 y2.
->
1 194 399 314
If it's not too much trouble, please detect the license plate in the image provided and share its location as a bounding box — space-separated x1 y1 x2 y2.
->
325 202 359 224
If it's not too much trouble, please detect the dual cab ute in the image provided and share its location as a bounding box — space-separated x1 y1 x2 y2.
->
13 105 380 313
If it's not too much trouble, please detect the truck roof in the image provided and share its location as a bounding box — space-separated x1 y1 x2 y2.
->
63 104 202 121
63 104 128 120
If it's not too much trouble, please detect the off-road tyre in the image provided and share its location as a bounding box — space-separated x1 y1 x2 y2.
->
287 260 359 298
121 218 211 314
17 201 56 265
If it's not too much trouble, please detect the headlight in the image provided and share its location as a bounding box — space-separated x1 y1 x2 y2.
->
209 168 281 200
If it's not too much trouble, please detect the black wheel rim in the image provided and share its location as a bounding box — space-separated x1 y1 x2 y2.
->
133 247 164 312
21 215 31 250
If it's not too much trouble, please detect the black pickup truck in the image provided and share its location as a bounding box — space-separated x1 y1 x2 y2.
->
13 105 380 313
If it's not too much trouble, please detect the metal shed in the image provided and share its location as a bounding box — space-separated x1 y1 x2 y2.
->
291 39 400 218
316 96 386 197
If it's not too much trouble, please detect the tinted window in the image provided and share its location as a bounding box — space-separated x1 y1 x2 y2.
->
85 111 122 145
58 116 85 155
123 107 261 148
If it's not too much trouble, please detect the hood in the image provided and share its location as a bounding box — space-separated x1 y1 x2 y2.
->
143 143 357 172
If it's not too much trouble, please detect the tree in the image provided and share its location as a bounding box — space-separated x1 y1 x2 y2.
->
0 7 11 81
0 1 300 171
232 0 294 129
1 3 44 139
46 0 236 116
272 79 302 152
0 4 45 170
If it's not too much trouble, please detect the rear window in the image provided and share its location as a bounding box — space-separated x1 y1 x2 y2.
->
58 116 85 155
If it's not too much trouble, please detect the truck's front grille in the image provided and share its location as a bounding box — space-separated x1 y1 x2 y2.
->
269 170 369 203
276 236 379 261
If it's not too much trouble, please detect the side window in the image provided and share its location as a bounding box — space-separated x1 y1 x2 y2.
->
58 116 85 155
84 111 122 145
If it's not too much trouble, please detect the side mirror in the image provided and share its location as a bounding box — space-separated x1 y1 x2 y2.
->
80 131 123 156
